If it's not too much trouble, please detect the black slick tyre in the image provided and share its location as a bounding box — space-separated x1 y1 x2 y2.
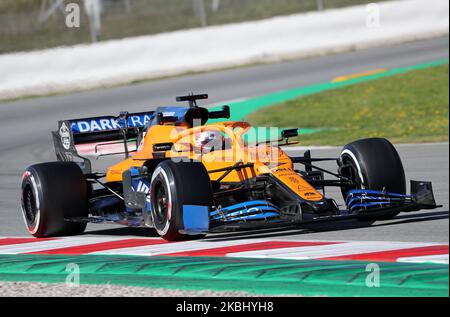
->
340 138 406 221
150 160 212 241
21 162 88 237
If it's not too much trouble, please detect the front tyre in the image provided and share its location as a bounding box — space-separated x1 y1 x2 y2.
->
340 138 406 221
21 162 88 237
150 160 212 241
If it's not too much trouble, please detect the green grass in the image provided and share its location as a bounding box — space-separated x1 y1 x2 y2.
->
0 0 390 54
247 64 449 146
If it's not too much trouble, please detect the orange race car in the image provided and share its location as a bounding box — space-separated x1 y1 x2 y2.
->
21 94 439 241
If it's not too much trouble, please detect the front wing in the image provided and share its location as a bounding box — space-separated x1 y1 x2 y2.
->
207 180 440 233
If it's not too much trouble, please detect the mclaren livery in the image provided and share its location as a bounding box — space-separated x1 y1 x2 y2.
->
21 94 439 240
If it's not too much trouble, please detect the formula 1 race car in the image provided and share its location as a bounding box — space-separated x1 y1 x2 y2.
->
21 94 440 240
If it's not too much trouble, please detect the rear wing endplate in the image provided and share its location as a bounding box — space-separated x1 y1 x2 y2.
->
52 111 154 174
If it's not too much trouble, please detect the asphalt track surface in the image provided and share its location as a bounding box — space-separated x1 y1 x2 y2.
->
0 37 448 241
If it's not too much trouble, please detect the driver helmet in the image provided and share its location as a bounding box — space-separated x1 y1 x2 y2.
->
194 131 224 152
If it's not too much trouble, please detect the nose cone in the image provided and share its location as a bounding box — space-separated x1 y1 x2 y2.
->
273 169 324 202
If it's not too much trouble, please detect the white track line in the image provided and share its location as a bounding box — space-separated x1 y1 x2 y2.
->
226 241 438 260
0 237 127 254
93 238 266 256
397 254 449 265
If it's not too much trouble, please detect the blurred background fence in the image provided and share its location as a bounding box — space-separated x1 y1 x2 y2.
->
0 0 392 54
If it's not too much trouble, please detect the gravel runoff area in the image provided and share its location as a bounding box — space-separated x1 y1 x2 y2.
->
0 281 279 297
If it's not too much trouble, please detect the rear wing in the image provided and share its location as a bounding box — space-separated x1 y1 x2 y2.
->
52 111 155 174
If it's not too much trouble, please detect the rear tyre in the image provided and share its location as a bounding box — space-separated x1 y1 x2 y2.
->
340 138 406 221
150 160 212 241
21 162 88 237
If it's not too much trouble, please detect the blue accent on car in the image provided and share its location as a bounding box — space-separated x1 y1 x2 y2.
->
155 106 189 122
128 167 151 214
211 206 279 221
90 196 122 216
346 189 413 213
143 106 191 129
210 200 280 223
182 205 209 233
210 200 278 217
220 212 280 222
346 196 407 207
347 189 412 198
70 112 155 134
69 107 191 134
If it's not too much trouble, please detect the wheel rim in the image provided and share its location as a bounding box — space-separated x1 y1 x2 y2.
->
154 180 168 224
340 154 364 201
23 185 37 225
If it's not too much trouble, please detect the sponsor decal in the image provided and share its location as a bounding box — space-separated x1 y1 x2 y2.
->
59 122 71 150
297 184 312 191
276 172 297 178
133 180 150 194
274 167 290 172
71 114 154 134
153 143 173 152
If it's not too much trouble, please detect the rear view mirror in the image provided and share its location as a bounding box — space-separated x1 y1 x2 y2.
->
209 106 230 120
281 128 298 139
